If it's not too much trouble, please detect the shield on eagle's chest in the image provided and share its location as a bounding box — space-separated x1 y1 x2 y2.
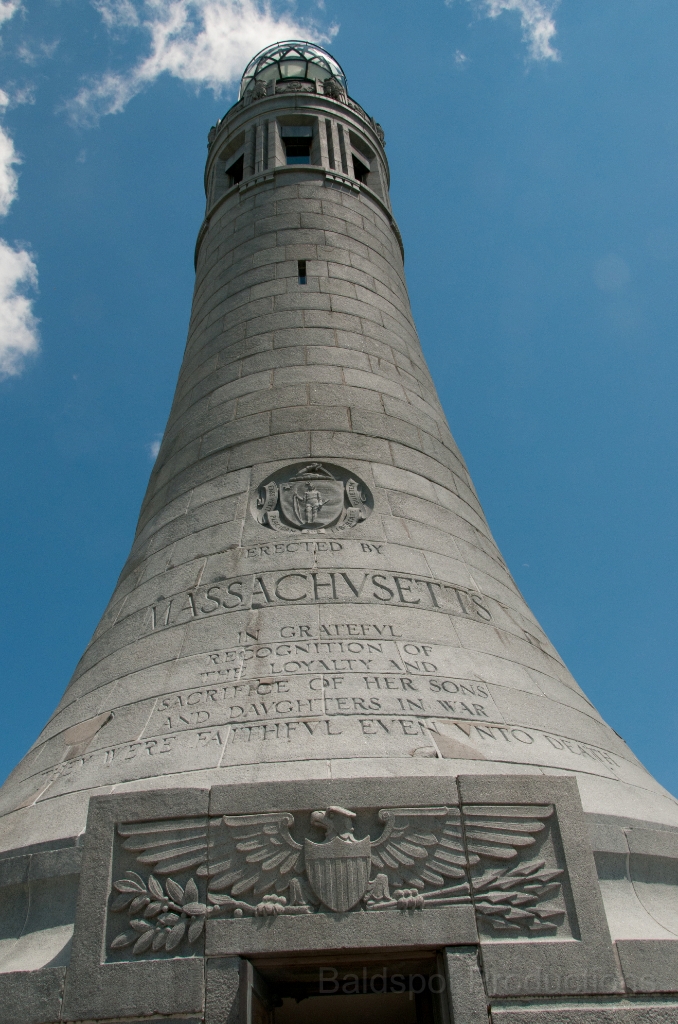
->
304 836 372 912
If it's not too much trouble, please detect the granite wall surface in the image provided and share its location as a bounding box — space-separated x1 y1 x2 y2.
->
0 65 677 1021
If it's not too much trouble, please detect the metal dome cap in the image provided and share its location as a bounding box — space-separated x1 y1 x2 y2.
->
239 40 348 99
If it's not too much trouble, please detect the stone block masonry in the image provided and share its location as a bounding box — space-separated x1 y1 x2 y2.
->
0 39 677 1023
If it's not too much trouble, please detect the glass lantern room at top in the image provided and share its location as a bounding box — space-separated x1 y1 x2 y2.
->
239 41 348 100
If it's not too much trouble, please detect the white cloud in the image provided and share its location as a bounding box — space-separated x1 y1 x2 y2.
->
68 0 335 124
477 0 559 60
93 0 140 29
147 437 161 459
448 0 559 61
17 39 60 65
0 238 39 379
0 7 41 381
0 0 21 30
0 98 20 217
9 83 37 106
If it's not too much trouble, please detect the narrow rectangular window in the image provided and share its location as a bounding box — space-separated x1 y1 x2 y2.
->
281 126 314 165
298 260 307 284
353 156 369 184
325 119 335 170
226 155 244 186
337 126 348 174
284 139 311 164
263 120 269 170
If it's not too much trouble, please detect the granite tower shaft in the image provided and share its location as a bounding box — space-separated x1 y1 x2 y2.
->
1 40 677 1024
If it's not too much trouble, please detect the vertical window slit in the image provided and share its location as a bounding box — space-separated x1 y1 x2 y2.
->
338 126 348 174
325 119 335 170
263 120 269 170
298 260 307 285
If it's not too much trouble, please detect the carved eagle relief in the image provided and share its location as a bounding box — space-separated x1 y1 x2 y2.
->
113 803 565 939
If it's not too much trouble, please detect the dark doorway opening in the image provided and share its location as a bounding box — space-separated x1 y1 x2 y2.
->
244 951 445 1024
277 991 419 1024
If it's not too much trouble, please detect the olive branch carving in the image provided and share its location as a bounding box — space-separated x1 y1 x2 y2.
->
109 871 210 955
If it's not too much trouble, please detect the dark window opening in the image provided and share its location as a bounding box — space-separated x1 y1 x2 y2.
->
325 119 335 170
281 125 314 165
298 260 307 284
353 156 369 183
226 154 243 185
285 140 311 164
337 126 348 174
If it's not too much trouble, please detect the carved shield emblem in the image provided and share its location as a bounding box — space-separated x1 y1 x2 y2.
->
279 464 345 529
304 835 372 912
254 461 373 533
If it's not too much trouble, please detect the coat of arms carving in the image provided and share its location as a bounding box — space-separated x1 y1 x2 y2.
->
108 804 568 957
254 462 372 532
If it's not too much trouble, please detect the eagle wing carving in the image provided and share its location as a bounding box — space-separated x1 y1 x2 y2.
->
208 813 304 897
117 811 304 899
461 804 555 863
370 806 467 891
369 804 556 893
461 804 564 933
117 817 211 876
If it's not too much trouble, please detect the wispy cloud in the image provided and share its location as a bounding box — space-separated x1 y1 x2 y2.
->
17 39 60 65
93 0 140 29
0 238 39 378
450 0 560 61
147 437 161 459
68 0 335 125
0 76 40 379
0 91 20 216
0 0 21 30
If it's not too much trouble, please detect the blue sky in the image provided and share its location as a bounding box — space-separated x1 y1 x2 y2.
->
1 0 677 796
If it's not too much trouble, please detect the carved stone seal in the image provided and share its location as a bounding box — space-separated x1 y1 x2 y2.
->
254 462 372 533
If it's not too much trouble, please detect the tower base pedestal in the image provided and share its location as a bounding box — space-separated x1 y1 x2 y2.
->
2 774 677 1023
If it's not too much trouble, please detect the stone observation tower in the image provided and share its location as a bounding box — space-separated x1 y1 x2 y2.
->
2 40 678 1024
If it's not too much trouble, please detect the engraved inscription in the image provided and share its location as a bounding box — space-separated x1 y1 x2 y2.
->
245 540 344 557
141 632 504 737
244 541 385 558
148 573 493 631
19 712 626 810
439 720 620 769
